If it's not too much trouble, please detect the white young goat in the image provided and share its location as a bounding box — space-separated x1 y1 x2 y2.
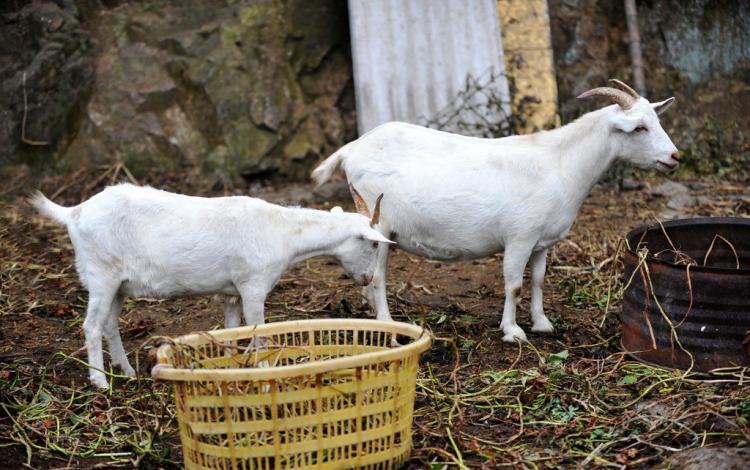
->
312 80 679 342
31 184 391 389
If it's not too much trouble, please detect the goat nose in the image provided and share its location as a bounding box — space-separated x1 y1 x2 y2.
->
671 151 681 161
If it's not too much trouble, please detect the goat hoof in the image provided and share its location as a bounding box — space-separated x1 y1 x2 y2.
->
531 318 555 334
121 365 136 377
501 326 528 343
90 375 109 390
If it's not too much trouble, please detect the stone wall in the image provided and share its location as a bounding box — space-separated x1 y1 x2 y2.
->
549 0 750 117
547 0 749 178
2 0 355 182
2 0 747 181
0 1 94 170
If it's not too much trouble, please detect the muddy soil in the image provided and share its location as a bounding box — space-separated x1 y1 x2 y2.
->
1 170 748 468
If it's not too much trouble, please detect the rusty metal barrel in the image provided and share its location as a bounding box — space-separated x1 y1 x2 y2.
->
622 217 750 372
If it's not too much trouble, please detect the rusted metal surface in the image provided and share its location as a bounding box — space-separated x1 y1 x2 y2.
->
622 217 750 373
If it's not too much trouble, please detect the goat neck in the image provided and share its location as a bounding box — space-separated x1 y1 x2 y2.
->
553 107 618 202
278 208 352 265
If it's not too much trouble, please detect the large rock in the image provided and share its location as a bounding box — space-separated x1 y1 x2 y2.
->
3 0 355 183
67 0 354 181
0 1 94 168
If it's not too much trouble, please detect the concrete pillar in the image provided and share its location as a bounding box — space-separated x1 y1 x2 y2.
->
497 0 560 132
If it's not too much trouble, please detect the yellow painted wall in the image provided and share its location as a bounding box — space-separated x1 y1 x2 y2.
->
497 0 559 132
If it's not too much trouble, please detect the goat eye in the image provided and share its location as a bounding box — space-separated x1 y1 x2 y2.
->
634 126 648 133
372 242 378 249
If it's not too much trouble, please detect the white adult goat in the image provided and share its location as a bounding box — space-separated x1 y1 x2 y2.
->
313 80 679 342
31 184 391 389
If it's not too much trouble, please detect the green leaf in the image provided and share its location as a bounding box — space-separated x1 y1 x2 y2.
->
548 350 569 365
483 370 504 382
618 374 638 385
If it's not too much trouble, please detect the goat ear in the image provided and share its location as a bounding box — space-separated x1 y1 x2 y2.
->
349 184 370 218
370 194 383 227
364 229 394 244
652 97 675 115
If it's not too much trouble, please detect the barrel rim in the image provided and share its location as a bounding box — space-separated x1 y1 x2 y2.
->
625 216 750 275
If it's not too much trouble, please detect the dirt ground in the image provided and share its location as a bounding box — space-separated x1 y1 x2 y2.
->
1 168 749 469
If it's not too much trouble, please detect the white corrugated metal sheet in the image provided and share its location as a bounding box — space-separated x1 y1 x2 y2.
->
348 0 511 135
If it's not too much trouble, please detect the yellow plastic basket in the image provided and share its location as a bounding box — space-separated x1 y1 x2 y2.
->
152 319 432 470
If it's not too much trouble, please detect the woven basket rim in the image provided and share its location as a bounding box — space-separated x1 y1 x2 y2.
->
151 319 432 382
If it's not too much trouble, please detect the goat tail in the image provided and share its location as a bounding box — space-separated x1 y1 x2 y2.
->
311 143 351 187
29 191 72 225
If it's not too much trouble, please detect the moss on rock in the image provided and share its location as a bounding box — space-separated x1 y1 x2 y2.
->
6 0 355 183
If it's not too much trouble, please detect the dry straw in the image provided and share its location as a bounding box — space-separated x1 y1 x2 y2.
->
152 319 432 470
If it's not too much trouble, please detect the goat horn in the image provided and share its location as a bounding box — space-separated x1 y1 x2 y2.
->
370 194 383 227
608 79 640 98
577 87 635 110
349 183 370 218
